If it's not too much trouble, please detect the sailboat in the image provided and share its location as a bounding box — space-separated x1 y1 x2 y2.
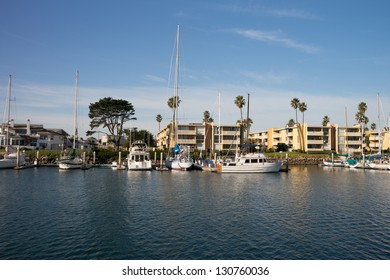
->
58 71 84 170
368 93 390 170
0 75 26 169
165 25 193 171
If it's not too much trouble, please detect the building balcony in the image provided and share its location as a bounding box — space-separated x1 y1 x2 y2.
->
177 130 196 135
178 139 196 145
307 140 325 145
221 130 239 136
307 131 323 136
346 140 362 145
345 132 361 137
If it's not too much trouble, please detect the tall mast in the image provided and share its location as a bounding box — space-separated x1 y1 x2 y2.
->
246 92 250 141
174 24 180 143
377 92 381 155
6 75 12 148
345 107 348 154
218 91 221 154
73 70 79 149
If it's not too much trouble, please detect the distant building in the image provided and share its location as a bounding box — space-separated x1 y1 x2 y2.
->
157 122 240 155
0 120 69 150
155 121 390 156
250 123 389 154
99 134 126 148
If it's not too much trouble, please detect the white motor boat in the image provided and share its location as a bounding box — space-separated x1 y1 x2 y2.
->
216 152 281 173
127 140 152 171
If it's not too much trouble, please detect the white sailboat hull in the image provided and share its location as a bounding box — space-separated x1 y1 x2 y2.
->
165 157 193 171
368 162 390 170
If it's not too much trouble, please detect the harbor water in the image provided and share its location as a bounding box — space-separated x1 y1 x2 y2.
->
0 166 389 259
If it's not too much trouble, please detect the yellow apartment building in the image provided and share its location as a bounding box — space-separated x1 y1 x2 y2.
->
157 121 389 155
156 122 241 155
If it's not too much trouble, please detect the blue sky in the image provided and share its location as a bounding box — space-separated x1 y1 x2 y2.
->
1 0 389 138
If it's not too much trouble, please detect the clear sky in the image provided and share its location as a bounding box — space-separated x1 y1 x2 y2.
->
1 0 389 139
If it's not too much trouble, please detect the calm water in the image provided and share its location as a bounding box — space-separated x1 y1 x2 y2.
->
0 166 389 260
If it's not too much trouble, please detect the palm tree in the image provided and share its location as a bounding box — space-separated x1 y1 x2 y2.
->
322 115 330 126
167 96 181 122
203 110 214 122
298 102 307 151
355 111 366 125
290 98 301 150
371 123 376 131
287 119 295 127
156 114 162 131
358 102 368 115
242 118 253 131
299 102 307 124
355 102 369 155
290 98 300 124
234 95 246 123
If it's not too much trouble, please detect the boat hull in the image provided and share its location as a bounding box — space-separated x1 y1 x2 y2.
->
322 161 348 167
58 163 83 170
217 162 281 173
58 158 83 170
0 153 26 169
127 161 152 171
368 163 390 170
165 157 193 171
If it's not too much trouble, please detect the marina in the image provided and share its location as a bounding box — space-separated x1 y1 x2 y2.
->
0 165 389 260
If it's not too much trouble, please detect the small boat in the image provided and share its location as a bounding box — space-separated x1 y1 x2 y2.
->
111 161 126 170
194 159 217 172
368 159 390 170
0 152 26 169
58 156 83 170
322 153 350 167
127 140 152 171
216 152 281 173
322 159 348 167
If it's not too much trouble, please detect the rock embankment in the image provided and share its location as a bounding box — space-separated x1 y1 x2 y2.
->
268 156 324 165
285 157 323 165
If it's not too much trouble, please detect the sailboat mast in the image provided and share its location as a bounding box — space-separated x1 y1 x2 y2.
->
6 75 12 148
377 93 381 155
246 92 250 141
345 107 348 154
218 91 221 154
174 24 180 143
73 70 79 149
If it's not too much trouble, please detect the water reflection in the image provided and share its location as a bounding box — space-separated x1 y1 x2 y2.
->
0 166 389 259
